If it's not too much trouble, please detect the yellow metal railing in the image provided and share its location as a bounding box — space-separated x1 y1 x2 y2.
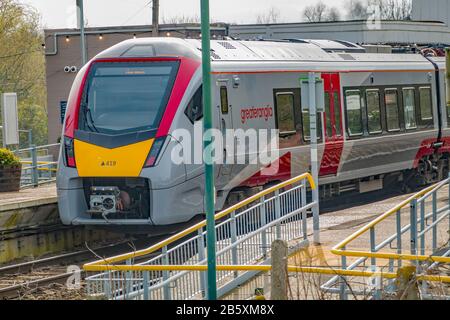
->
82 264 450 283
84 176 450 280
84 172 316 271
331 180 450 264
84 173 450 303
21 160 58 172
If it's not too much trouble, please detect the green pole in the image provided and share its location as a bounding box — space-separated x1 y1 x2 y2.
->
200 0 217 300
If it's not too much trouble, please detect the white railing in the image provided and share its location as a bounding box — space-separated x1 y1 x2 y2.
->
84 173 317 300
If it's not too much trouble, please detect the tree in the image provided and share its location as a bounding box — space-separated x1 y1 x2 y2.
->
256 7 281 24
345 0 369 20
18 104 47 148
345 0 412 21
162 14 200 24
372 0 412 20
0 0 47 148
303 2 341 22
327 7 342 22
303 1 328 22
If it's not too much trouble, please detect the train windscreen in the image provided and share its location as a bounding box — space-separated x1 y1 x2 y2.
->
79 61 179 135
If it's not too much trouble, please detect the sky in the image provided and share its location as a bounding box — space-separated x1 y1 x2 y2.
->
20 0 348 29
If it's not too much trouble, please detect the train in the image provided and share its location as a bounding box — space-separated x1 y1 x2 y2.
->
56 37 449 229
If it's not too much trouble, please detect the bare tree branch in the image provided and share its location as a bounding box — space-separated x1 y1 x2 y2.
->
256 6 281 24
303 2 341 22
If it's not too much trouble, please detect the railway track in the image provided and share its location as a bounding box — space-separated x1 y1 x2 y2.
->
0 236 166 300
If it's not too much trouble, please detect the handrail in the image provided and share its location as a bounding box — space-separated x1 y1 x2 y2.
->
333 182 438 250
331 179 450 263
81 264 450 283
84 172 316 271
14 143 60 153
20 160 57 165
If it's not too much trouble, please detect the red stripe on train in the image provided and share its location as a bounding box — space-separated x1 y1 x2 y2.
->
319 73 344 177
239 152 292 188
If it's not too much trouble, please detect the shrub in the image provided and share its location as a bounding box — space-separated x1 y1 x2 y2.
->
0 148 21 167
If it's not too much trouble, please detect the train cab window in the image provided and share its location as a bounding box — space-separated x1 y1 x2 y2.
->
80 61 179 135
402 88 417 130
184 86 203 123
385 89 400 132
220 86 229 114
275 93 296 135
333 93 342 136
324 92 332 137
365 89 382 134
345 90 363 136
419 87 433 121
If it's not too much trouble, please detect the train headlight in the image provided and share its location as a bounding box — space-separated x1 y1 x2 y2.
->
144 136 166 168
64 136 76 168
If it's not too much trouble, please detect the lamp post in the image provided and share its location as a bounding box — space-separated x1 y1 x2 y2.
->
200 0 217 300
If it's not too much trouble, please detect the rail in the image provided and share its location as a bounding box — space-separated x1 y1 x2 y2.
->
14 143 60 188
84 173 317 300
322 177 450 299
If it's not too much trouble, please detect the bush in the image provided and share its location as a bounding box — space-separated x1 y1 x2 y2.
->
0 148 21 167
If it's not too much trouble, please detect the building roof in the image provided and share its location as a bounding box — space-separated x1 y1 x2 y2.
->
228 20 450 46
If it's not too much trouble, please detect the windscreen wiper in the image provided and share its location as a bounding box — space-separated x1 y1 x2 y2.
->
82 102 99 133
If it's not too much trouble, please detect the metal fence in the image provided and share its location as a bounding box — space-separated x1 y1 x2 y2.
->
323 177 450 300
84 173 318 300
14 143 60 188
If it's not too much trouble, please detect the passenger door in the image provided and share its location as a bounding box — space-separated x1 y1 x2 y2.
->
320 73 344 177
216 81 234 183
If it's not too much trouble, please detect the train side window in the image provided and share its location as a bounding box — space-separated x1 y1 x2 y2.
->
402 88 417 130
333 92 342 136
324 92 332 137
365 89 382 134
184 86 203 123
302 110 322 141
385 89 400 132
220 86 229 114
419 87 433 121
275 92 296 135
345 90 363 136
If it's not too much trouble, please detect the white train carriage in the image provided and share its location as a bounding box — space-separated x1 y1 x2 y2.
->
56 38 448 229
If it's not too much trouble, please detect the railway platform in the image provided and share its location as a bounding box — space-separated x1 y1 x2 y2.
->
0 183 58 232
0 183 120 265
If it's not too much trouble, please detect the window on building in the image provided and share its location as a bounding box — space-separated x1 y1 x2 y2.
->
419 87 433 121
366 89 382 134
403 88 417 130
275 92 296 135
345 90 363 136
385 89 400 132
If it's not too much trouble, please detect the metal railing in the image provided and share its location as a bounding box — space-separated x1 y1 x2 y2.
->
84 174 450 300
14 143 60 188
84 173 317 300
322 177 450 300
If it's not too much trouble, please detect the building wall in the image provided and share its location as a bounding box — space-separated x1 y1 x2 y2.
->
412 0 450 25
